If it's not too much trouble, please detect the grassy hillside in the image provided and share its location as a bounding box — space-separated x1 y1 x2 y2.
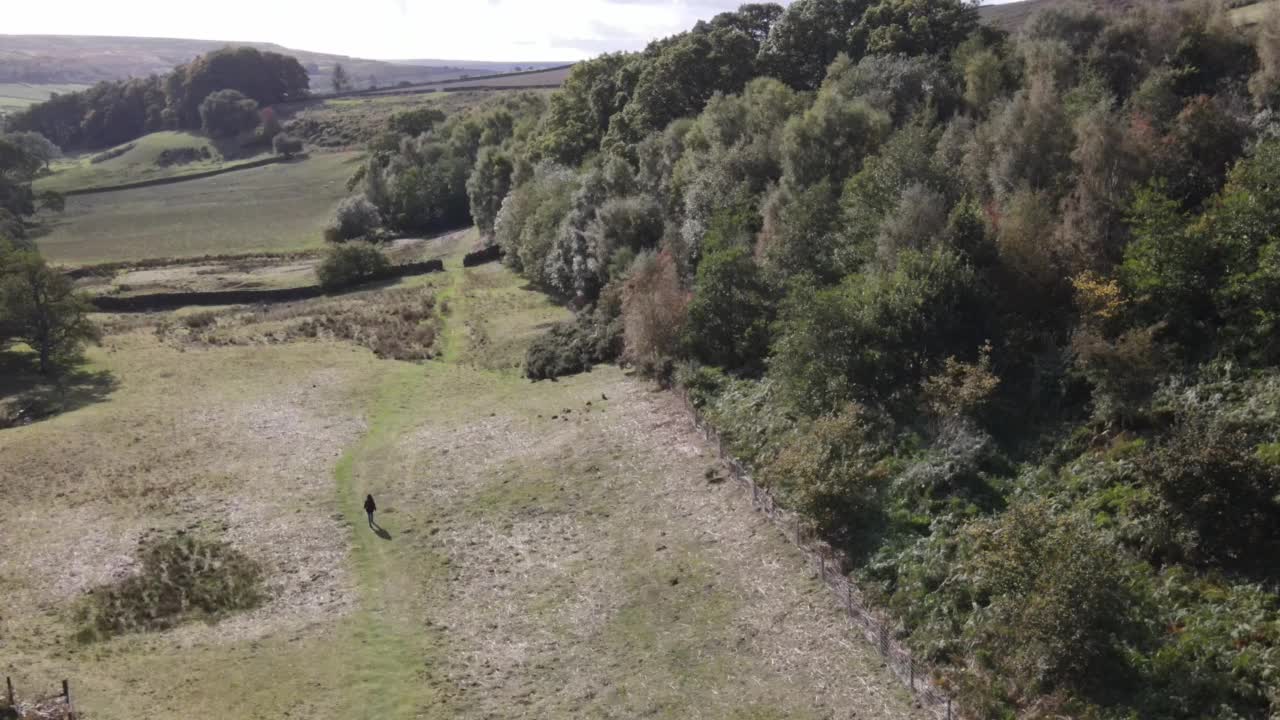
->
0 242 924 720
34 131 272 194
36 151 360 264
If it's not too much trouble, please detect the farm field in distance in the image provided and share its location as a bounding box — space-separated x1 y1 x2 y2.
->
0 82 90 113
35 151 360 264
34 131 274 194
0 238 925 720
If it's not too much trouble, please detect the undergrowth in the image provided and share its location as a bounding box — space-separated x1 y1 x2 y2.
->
76 535 265 641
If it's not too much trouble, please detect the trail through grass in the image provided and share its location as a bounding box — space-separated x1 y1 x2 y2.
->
0 237 924 719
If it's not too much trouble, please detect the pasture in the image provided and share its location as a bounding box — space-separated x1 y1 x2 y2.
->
0 239 924 720
0 82 90 113
35 152 360 264
34 131 273 195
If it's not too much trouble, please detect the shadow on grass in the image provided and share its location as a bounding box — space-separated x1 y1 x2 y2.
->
369 519 393 541
0 350 118 428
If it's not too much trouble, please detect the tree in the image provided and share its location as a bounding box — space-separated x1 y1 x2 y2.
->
199 89 260 138
466 146 514 238
684 233 774 372
0 248 99 374
332 63 350 93
1 132 61 170
324 196 382 242
757 0 871 90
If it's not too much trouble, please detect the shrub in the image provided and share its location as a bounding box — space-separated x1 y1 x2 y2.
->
316 242 390 291
762 403 892 535
525 299 623 380
324 196 382 243
272 133 303 158
76 535 264 641
965 501 1139 695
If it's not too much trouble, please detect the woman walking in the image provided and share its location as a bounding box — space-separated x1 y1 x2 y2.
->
364 494 378 529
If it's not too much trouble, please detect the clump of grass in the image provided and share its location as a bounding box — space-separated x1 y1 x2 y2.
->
295 290 438 360
75 535 265 642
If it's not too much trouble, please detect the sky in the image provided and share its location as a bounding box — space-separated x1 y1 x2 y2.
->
3 0 1023 63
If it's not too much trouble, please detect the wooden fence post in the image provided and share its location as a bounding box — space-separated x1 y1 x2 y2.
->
947 697 952 720
62 679 70 705
6 675 13 706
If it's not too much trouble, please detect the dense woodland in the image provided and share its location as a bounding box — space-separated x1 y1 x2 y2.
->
334 0 1280 716
4 47 309 150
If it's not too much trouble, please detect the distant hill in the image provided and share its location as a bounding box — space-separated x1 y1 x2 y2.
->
978 0 1272 32
0 35 539 92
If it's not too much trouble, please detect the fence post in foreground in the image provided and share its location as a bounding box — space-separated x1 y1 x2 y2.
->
947 697 952 720
63 679 70 705
6 676 13 706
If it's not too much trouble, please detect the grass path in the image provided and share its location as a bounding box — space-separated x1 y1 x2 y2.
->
2 240 924 719
326 255 925 719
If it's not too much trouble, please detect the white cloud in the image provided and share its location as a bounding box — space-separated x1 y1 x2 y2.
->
2 0 1025 62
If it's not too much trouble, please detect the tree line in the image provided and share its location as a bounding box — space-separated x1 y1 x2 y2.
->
4 47 309 151
328 0 1280 716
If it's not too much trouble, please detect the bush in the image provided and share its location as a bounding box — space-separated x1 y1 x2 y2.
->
316 242 390 291
324 195 382 242
762 403 892 535
76 535 264 641
272 133 303 158
965 501 1139 695
525 299 623 380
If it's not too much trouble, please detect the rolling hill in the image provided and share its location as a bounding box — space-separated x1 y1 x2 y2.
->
0 35 572 104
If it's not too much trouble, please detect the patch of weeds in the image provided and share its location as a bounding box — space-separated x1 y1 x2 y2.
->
75 535 265 642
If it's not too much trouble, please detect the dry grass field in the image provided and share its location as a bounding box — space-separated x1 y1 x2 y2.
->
0 236 924 720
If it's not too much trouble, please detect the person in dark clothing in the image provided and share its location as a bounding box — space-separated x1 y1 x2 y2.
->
364 494 377 529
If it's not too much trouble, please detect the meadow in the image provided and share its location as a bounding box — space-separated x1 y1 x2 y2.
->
0 239 923 720
33 131 273 195
35 151 361 264
0 82 90 114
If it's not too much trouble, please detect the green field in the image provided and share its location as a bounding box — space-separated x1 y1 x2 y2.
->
0 82 90 113
1231 0 1278 25
36 151 361 264
34 131 272 194
0 244 923 720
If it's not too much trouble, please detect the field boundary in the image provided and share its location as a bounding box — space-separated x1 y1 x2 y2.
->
57 154 297 197
673 388 962 720
88 259 444 312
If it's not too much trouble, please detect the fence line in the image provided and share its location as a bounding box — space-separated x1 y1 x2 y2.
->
2 677 75 720
673 389 960 720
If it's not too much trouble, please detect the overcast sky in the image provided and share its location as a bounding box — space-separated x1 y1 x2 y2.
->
3 0 1022 62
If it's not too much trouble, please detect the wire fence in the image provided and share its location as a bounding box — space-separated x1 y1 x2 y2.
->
673 389 961 720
